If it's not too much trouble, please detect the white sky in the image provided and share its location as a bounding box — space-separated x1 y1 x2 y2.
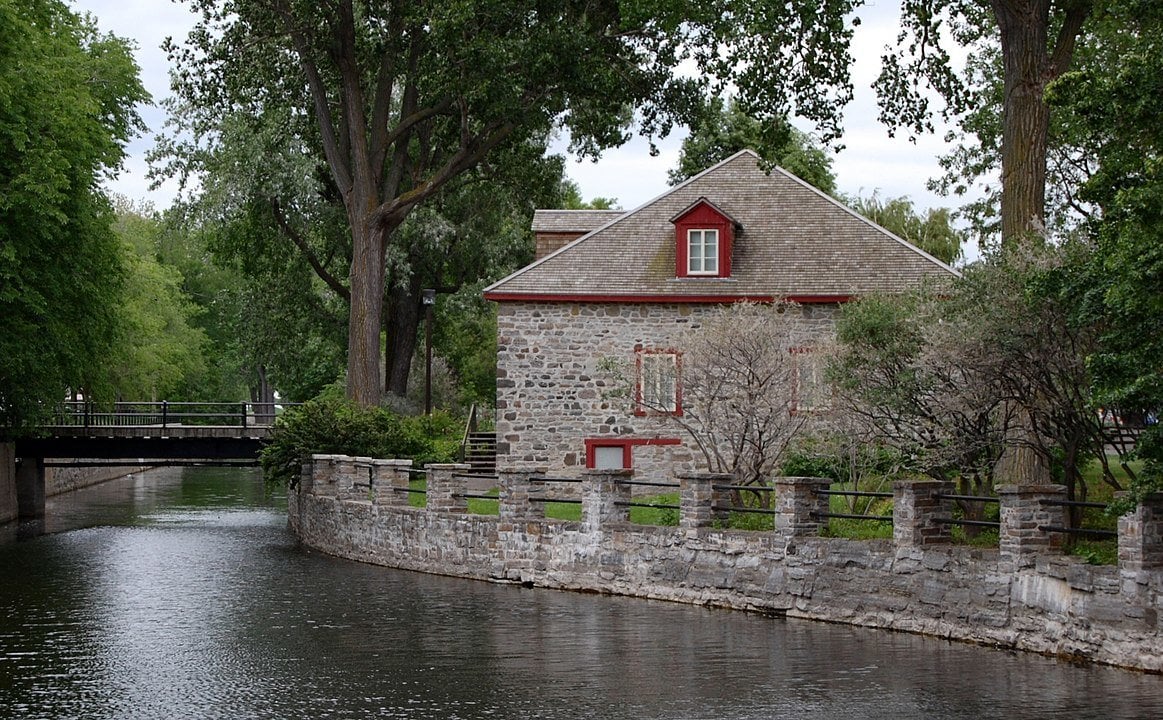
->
72 0 978 243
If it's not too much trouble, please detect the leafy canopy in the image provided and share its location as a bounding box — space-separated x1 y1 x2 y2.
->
0 0 146 428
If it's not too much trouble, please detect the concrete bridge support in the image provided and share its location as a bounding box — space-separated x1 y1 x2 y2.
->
1 443 17 524
15 456 45 520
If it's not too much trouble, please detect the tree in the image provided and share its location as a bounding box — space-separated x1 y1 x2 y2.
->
875 0 1093 248
668 97 836 193
0 0 146 429
847 193 966 266
832 246 1132 527
161 0 865 406
1048 0 1163 502
103 199 209 401
601 302 811 488
830 288 1007 500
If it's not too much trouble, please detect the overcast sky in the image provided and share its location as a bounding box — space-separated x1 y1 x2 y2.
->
71 0 977 229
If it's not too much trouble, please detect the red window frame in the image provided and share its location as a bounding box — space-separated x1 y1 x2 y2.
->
584 437 683 469
673 201 734 279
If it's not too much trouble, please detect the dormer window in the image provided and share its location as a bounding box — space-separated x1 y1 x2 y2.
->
687 229 719 275
671 198 739 279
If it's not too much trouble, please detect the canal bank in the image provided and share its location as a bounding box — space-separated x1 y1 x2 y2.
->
6 465 1163 719
290 456 1163 673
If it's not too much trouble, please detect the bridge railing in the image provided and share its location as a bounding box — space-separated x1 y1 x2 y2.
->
47 401 290 430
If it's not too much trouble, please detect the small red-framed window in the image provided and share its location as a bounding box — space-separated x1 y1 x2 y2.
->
672 199 737 279
635 347 682 416
584 437 683 469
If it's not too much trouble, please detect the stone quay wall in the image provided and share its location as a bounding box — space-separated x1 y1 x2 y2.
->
289 455 1163 672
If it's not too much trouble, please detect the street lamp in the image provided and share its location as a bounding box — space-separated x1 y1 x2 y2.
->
422 289 436 416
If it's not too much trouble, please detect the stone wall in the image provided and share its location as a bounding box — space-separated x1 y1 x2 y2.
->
46 464 140 496
495 301 836 481
291 456 1163 672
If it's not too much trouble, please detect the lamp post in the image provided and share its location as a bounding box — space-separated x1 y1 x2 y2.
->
422 289 436 416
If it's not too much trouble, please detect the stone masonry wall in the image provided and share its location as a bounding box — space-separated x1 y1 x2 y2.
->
291 457 1163 672
495 301 836 481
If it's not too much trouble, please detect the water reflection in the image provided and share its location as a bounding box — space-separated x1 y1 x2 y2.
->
0 468 1159 719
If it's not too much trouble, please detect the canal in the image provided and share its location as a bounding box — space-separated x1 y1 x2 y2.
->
1 467 1159 719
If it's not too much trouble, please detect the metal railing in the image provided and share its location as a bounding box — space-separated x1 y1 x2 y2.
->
46 401 290 430
1039 498 1117 539
711 483 777 516
812 487 895 523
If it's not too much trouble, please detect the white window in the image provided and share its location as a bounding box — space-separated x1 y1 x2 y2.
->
638 351 679 414
687 229 719 275
792 348 832 413
593 445 628 470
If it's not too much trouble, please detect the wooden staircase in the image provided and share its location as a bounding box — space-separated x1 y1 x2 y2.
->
458 404 497 476
462 431 498 476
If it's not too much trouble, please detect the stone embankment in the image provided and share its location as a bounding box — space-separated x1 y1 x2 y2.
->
289 455 1163 672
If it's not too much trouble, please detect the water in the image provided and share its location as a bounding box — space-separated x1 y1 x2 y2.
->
1 467 1159 719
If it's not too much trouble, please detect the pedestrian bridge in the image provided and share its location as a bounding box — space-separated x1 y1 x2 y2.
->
4 401 289 521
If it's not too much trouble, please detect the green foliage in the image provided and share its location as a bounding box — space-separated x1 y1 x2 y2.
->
260 388 456 487
846 193 965 266
1047 0 1163 504
669 97 836 193
160 0 867 404
558 179 619 210
0 0 146 428
101 200 210 400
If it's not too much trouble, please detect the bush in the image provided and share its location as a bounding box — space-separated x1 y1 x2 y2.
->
261 388 457 486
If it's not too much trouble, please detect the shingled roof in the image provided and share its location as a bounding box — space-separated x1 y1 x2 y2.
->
485 150 958 302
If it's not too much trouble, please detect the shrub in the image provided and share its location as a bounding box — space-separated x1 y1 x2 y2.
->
261 389 456 486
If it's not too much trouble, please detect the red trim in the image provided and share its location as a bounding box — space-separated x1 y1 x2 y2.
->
674 203 734 279
584 437 683 469
483 292 852 304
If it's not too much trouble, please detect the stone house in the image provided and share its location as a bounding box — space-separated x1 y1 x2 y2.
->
483 150 957 481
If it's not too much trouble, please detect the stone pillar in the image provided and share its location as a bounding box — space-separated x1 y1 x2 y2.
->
309 454 344 497
998 484 1067 569
15 456 46 520
371 459 414 507
1118 492 1163 572
678 472 732 529
499 468 545 522
773 476 830 538
426 463 471 513
893 480 955 547
581 468 633 532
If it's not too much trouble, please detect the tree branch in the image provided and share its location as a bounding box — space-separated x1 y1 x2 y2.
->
269 197 351 302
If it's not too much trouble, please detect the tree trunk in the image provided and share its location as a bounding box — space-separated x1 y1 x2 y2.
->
383 280 421 397
993 0 1053 247
990 0 1090 486
346 215 386 406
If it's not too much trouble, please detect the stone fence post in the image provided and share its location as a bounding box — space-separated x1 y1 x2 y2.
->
893 480 955 548
1118 492 1163 572
426 463 471 513
773 476 831 538
370 459 414 506
309 454 345 497
998 484 1067 569
499 468 545 523
581 468 633 532
678 472 733 529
